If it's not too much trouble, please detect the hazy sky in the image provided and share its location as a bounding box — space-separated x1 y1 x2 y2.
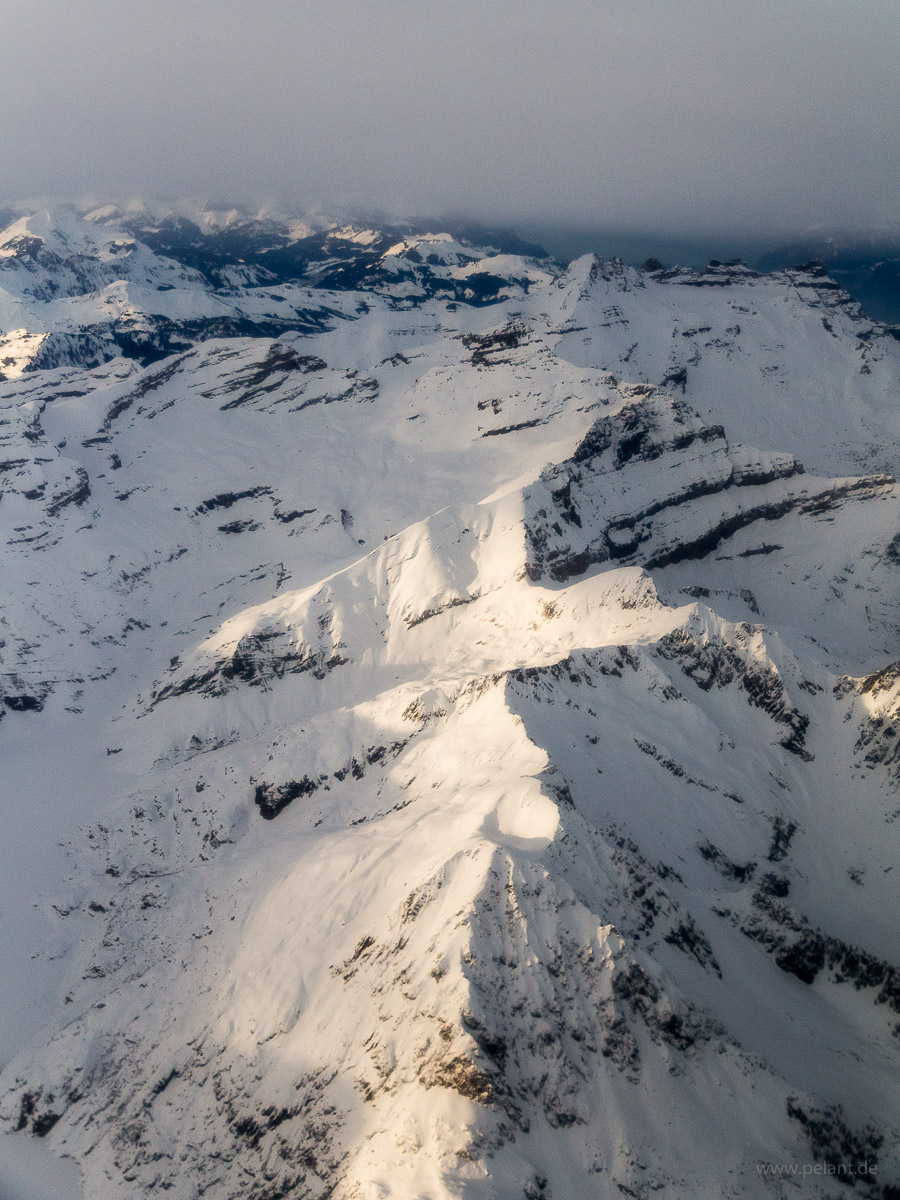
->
2 0 898 237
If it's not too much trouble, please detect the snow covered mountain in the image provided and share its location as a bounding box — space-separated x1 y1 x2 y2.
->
0 203 552 381
0 205 899 1200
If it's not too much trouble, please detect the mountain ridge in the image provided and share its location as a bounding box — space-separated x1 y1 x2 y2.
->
0 204 898 1200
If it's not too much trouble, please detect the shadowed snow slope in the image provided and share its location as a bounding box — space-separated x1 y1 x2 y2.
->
0 206 899 1200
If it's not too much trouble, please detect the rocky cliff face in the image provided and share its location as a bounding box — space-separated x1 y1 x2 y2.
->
0 205 899 1199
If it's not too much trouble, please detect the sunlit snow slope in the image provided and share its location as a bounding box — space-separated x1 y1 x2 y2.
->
0 205 899 1200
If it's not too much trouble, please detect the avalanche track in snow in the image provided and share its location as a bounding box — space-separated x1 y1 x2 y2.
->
0 204 899 1200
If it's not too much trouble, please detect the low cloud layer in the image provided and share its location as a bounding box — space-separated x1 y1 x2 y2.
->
3 0 898 237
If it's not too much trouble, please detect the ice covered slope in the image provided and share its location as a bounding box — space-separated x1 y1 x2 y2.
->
0 212 899 1200
548 255 900 477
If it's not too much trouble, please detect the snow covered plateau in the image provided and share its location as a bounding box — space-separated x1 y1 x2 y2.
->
0 202 899 1200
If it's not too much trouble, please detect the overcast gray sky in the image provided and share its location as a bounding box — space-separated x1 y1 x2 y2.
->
2 0 898 237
